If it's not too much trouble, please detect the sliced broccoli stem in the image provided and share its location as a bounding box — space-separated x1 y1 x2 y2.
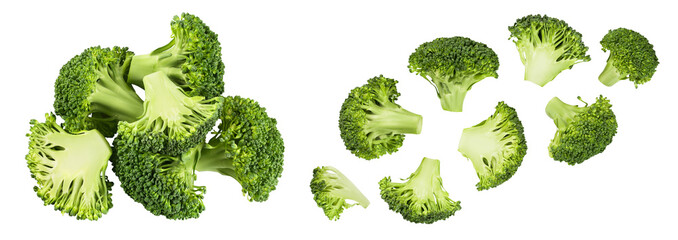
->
88 74 144 122
194 143 236 178
545 97 584 129
364 102 422 135
598 58 625 87
322 166 370 208
458 119 503 175
524 47 570 86
408 157 440 193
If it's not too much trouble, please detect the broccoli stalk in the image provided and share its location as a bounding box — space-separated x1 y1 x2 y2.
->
362 99 423 136
310 166 370 220
598 56 626 87
519 45 583 87
545 97 585 129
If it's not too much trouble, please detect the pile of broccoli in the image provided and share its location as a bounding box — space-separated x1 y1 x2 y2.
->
25 13 284 220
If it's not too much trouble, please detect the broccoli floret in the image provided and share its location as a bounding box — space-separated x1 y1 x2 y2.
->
339 75 423 160
599 28 659 87
127 13 224 99
116 71 223 156
26 113 113 220
198 96 284 202
408 36 499 112
379 157 461 224
54 46 144 137
509 14 591 87
546 96 617 165
310 166 370 220
111 142 205 219
458 102 527 191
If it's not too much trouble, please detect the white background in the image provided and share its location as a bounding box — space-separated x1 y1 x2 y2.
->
1 0 676 239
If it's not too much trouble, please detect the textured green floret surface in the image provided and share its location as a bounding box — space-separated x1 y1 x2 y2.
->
379 158 461 224
54 46 143 137
203 96 284 202
111 141 205 220
508 14 591 86
547 96 617 165
408 36 499 112
339 75 422 160
600 28 659 87
128 13 224 99
116 72 223 156
310 166 369 220
26 113 113 220
458 102 527 190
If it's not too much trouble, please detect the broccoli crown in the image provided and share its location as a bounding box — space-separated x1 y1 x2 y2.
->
116 71 223 156
310 166 370 220
546 96 617 165
508 14 591 87
54 46 144 137
111 141 205 219
379 157 461 224
408 36 499 112
196 96 284 202
599 28 659 87
458 101 527 191
128 13 224 99
339 75 423 160
26 113 113 220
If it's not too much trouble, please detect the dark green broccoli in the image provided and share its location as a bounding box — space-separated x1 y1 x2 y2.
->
54 46 143 137
127 13 224 99
509 14 591 87
26 113 113 220
546 96 617 165
408 36 499 112
310 166 370 220
116 71 223 156
339 75 423 160
458 101 527 191
379 157 461 224
599 28 659 87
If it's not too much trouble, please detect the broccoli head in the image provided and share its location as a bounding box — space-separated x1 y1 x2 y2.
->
509 14 591 87
54 46 144 137
197 96 285 202
458 101 527 191
599 28 659 87
408 36 499 112
339 75 423 160
546 96 617 165
26 113 113 220
116 71 223 156
310 166 370 220
379 157 461 224
128 13 224 99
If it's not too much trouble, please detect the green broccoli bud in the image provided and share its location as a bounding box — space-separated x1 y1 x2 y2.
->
310 166 370 220
599 28 659 87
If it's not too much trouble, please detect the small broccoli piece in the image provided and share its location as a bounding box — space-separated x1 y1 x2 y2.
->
408 36 499 112
116 71 223 156
197 96 284 202
339 75 423 160
379 157 461 224
599 28 659 87
26 113 113 220
310 166 370 220
127 13 224 99
509 14 591 87
54 46 144 137
458 101 527 191
546 96 617 165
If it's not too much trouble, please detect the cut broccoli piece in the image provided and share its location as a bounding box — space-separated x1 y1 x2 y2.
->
508 14 591 87
408 36 499 112
54 46 143 137
26 113 113 220
127 13 224 99
546 96 617 165
198 96 285 202
458 101 527 190
116 71 222 156
339 75 423 160
310 166 370 220
379 157 461 224
599 28 659 87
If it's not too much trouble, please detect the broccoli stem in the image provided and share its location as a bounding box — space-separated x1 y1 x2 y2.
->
128 54 159 87
458 119 502 175
524 47 570 87
598 58 625 87
89 75 144 122
129 53 186 88
194 143 236 178
323 166 370 208
408 157 440 194
545 97 583 129
365 102 423 135
439 86 468 112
